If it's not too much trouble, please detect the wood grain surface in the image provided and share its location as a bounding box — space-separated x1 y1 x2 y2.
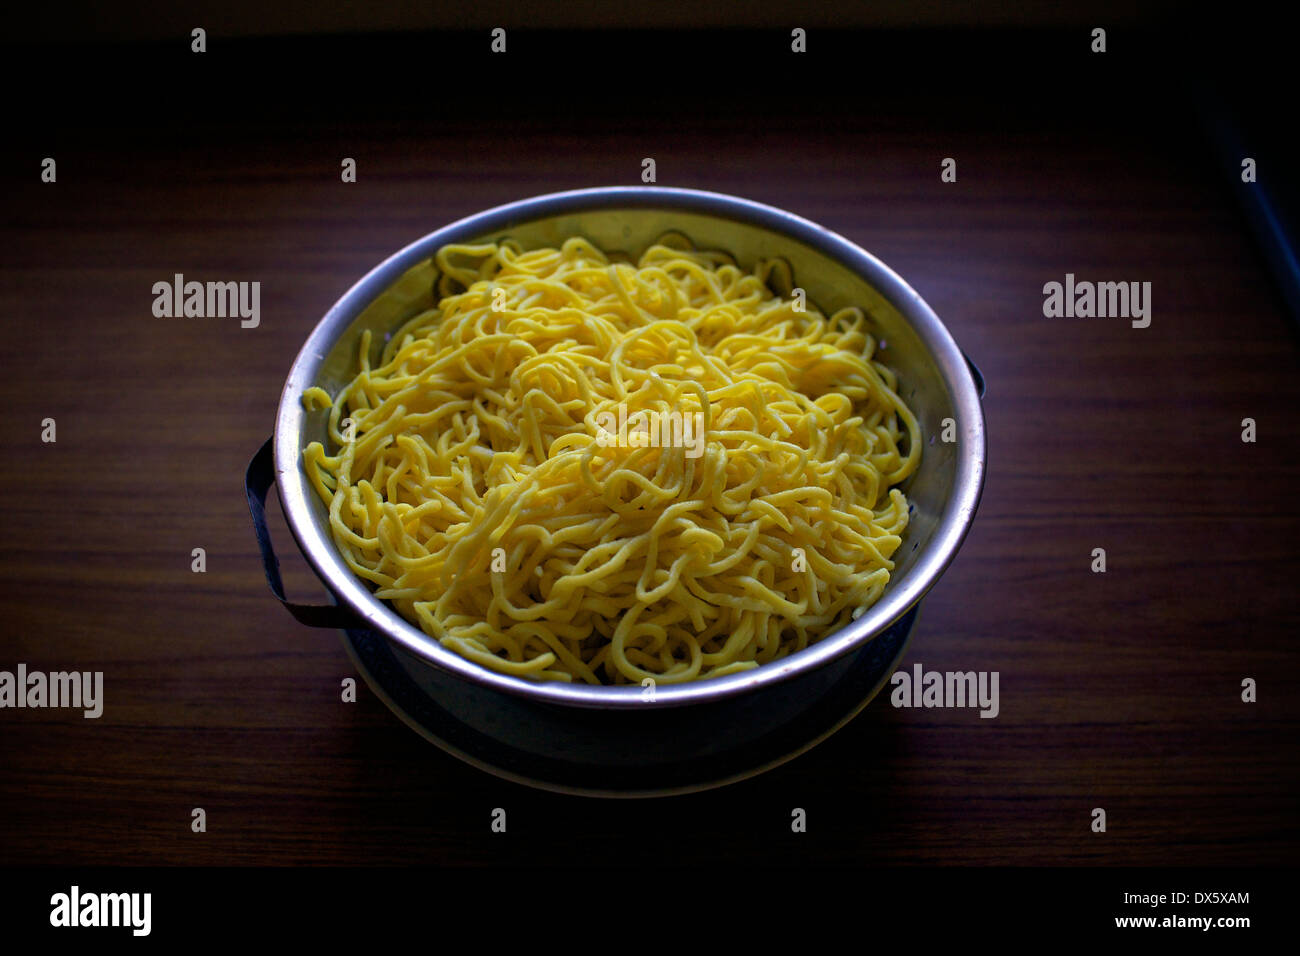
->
1 29 1296 867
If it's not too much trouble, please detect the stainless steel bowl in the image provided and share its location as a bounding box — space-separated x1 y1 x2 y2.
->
252 186 986 716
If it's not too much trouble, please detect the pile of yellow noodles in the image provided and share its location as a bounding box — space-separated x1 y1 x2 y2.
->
302 235 920 684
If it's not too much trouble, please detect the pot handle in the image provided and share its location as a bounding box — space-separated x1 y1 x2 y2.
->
962 350 986 399
245 437 360 629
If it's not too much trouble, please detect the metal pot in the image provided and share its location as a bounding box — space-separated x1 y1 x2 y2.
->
246 186 986 788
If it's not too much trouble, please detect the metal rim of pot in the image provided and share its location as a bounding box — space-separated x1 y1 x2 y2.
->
247 185 987 711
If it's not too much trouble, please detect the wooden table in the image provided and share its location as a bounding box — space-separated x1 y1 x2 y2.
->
1 29 1296 867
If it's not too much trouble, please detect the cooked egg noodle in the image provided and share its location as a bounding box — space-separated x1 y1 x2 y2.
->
302 236 920 684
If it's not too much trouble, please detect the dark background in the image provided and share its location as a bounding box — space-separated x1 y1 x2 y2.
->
1 4 1297 867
